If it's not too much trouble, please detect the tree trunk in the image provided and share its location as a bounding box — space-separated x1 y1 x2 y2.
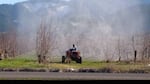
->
38 55 42 64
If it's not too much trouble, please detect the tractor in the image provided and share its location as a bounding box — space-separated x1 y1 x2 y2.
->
62 49 82 64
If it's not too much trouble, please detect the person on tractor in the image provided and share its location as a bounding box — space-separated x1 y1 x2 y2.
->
70 44 77 52
62 44 82 64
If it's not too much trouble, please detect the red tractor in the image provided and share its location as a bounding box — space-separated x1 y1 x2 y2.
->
62 50 82 64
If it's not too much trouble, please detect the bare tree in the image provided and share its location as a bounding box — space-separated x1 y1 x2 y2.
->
0 32 6 59
117 36 121 62
36 19 56 64
116 36 127 62
131 35 137 63
0 27 18 59
141 33 150 63
7 28 18 58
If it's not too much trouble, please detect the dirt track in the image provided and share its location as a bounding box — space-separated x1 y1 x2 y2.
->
0 72 150 80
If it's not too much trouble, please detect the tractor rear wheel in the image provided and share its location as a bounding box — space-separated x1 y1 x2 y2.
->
62 56 66 63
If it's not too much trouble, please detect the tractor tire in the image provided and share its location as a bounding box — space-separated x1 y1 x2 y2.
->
62 56 66 63
76 57 82 64
79 57 82 64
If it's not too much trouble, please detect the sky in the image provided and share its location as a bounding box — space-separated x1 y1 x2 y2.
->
0 0 27 4
0 0 150 5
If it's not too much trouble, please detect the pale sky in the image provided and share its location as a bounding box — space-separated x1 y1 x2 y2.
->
0 0 150 5
0 0 27 4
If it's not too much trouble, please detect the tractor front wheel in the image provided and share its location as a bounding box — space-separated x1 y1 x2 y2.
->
76 57 82 64
79 57 82 64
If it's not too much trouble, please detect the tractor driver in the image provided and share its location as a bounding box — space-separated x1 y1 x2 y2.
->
70 44 77 52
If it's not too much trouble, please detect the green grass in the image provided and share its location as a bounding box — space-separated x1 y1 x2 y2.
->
0 58 147 71
0 53 150 73
0 58 45 68
56 61 148 70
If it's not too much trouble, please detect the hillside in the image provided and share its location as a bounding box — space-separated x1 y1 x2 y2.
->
0 4 17 32
0 0 150 33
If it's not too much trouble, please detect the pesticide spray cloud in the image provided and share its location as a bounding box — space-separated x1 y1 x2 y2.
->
17 0 147 60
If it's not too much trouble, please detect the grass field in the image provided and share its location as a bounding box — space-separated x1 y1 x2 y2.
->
0 53 150 73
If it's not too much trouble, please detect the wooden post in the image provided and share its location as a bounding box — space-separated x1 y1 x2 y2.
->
0 53 2 60
134 50 137 63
